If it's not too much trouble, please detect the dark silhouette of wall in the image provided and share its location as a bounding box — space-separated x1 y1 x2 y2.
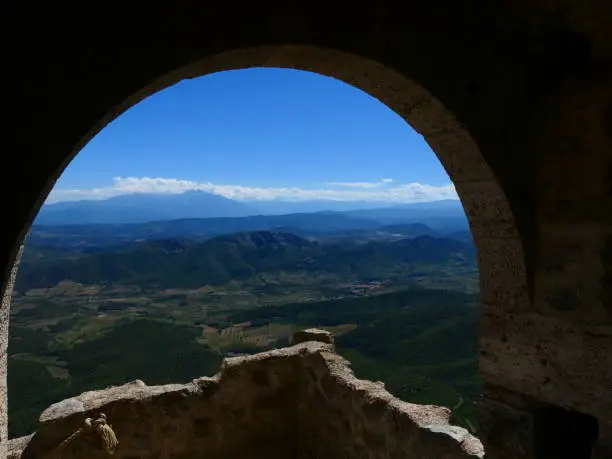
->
7 1 612 457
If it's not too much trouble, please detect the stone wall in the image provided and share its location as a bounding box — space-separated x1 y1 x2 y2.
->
11 330 483 458
7 4 612 456
1 246 23 459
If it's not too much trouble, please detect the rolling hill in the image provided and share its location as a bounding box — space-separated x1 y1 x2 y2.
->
27 212 382 249
27 212 471 252
16 231 476 291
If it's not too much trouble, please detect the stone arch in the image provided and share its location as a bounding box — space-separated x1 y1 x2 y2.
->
27 45 531 314
3 44 533 454
8 1 612 455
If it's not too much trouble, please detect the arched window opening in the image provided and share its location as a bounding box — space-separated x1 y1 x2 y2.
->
8 68 482 441
6 45 536 459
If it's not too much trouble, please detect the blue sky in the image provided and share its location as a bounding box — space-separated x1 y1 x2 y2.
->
49 68 457 204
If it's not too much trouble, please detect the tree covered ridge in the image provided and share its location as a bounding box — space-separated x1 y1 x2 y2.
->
17 231 475 290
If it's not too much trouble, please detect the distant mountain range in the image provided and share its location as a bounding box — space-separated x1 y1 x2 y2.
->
17 231 476 291
36 191 259 225
251 200 462 215
37 191 466 226
28 212 470 252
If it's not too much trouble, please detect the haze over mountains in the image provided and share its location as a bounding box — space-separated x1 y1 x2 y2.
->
36 191 259 225
36 190 466 226
34 191 467 234
30 192 470 252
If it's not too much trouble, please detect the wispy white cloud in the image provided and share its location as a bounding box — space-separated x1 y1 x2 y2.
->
326 178 395 189
46 176 458 204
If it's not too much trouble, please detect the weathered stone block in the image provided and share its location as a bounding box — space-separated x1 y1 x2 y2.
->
293 328 334 344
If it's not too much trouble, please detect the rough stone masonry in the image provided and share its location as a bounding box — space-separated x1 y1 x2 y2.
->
9 329 483 459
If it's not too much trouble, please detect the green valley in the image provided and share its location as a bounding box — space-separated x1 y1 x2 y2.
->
9 223 481 438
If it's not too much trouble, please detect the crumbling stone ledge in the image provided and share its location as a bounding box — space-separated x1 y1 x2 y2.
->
14 329 484 458
7 434 32 459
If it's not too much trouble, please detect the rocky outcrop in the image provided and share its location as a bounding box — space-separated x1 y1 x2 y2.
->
13 330 483 458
